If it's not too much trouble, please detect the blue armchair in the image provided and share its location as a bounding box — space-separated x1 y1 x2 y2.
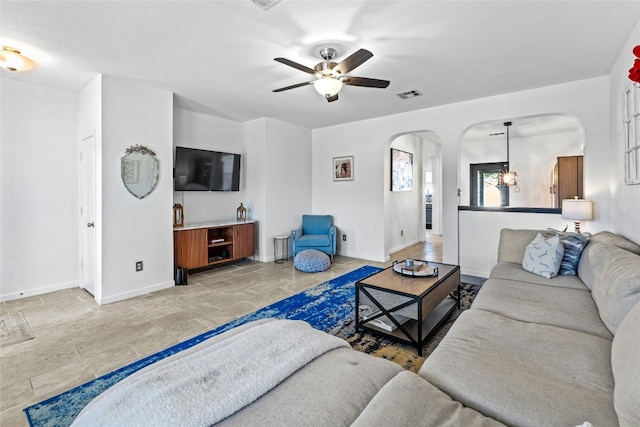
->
291 215 337 261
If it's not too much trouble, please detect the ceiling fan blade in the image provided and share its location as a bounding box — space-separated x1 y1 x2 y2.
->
334 49 373 74
326 93 339 102
273 81 315 92
274 57 316 74
342 76 390 88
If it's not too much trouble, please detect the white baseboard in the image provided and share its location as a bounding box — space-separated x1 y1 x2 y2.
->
388 239 419 256
96 280 175 305
0 281 79 302
460 266 491 278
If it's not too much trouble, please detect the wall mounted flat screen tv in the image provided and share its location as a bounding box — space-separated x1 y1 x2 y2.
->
174 146 241 191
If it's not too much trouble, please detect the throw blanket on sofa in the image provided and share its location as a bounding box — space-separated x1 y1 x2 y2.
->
72 319 349 427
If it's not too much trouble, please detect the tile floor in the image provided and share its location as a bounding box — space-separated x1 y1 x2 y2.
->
0 235 442 426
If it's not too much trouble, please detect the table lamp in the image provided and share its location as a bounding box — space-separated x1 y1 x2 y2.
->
561 198 593 233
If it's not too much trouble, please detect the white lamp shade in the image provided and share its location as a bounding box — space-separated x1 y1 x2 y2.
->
314 77 342 96
561 199 593 220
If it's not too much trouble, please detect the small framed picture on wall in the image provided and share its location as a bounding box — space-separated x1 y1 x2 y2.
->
333 156 354 181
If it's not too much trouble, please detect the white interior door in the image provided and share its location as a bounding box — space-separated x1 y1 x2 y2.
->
80 135 97 295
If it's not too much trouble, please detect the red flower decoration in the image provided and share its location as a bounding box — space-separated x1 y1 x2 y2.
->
630 45 640 83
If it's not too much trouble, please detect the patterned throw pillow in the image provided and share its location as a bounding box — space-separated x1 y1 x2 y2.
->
557 233 590 275
522 233 565 279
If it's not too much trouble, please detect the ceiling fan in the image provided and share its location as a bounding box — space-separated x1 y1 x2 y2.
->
273 47 390 102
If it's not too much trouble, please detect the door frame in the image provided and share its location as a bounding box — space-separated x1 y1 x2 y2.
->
470 162 509 206
79 133 97 296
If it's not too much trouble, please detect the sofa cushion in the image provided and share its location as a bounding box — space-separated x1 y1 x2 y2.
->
301 214 333 235
497 229 541 264
352 371 506 427
471 278 612 340
611 300 640 427
591 231 640 255
419 310 617 427
295 234 331 248
577 242 597 290
490 263 587 290
590 243 640 334
218 347 404 426
522 233 564 278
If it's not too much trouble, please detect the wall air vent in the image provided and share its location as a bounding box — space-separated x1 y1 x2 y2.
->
397 90 423 100
251 0 282 10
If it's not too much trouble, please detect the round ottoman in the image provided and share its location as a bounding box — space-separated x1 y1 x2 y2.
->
294 249 331 272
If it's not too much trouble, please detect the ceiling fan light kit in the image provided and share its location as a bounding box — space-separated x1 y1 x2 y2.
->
0 46 35 72
273 47 390 102
314 78 342 97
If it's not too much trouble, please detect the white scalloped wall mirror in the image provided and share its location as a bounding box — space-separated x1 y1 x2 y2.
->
121 145 160 199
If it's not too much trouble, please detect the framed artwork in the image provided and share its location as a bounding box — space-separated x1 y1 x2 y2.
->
333 156 354 181
391 148 413 191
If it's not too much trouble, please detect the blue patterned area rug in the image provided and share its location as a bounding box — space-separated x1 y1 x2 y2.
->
24 266 479 427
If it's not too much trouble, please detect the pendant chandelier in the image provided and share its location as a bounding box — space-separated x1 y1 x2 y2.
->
499 121 518 186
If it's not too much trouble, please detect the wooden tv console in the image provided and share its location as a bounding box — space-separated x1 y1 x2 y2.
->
174 220 255 270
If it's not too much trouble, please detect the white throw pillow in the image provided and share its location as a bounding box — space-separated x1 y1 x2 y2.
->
522 233 564 279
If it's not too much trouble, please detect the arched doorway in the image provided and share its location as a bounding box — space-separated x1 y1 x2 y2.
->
460 114 584 208
385 130 443 261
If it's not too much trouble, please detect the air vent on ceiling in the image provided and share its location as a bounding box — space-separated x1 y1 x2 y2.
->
251 0 282 10
397 90 422 100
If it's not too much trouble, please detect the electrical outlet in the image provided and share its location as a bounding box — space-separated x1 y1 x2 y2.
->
342 234 347 241
401 230 404 236
136 261 143 272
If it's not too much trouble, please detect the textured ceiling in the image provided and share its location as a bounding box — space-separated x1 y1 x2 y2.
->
2 1 638 129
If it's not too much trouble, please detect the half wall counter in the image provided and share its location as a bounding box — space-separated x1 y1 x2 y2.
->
458 206 568 278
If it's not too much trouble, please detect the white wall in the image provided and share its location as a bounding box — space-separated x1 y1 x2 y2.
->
312 122 389 261
313 76 612 265
173 108 246 224
173 112 313 262
609 19 640 244
422 133 443 235
459 210 572 277
1 78 79 301
388 134 421 253
99 76 174 304
263 118 312 261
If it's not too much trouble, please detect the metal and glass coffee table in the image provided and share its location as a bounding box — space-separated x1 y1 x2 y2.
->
355 260 460 356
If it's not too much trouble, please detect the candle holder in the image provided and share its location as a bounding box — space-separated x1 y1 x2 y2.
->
237 203 247 221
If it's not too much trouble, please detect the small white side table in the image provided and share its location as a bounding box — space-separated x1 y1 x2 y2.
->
273 235 290 264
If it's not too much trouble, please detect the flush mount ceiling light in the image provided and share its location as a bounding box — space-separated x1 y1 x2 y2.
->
0 46 35 72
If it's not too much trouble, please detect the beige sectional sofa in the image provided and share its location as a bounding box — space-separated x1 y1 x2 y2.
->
420 229 640 427
74 229 640 427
